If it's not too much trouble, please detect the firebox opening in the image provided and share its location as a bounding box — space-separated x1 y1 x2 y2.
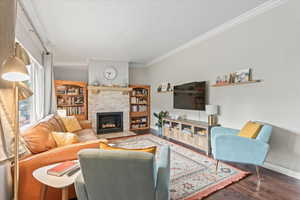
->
97 112 123 134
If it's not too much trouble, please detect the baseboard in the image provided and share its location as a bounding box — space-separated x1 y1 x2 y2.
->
263 162 300 180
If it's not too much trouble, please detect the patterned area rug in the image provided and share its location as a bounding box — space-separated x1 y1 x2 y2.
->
111 134 249 200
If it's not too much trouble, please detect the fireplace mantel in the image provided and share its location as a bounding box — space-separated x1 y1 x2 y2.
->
88 86 132 94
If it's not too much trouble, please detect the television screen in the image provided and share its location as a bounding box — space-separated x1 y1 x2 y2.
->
173 82 206 110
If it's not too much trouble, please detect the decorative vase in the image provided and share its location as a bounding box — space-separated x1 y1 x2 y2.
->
158 127 162 136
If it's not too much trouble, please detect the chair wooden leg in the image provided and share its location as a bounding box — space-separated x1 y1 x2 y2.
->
215 160 219 174
256 166 262 191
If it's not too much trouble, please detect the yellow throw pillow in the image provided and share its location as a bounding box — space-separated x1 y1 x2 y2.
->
60 116 82 132
99 142 157 155
51 132 79 147
238 121 262 139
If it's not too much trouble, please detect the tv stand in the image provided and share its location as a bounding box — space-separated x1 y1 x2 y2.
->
162 117 219 155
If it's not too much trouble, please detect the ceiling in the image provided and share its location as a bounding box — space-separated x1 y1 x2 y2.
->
23 0 269 66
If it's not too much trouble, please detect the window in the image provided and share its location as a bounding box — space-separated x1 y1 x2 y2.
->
19 65 32 127
19 57 45 127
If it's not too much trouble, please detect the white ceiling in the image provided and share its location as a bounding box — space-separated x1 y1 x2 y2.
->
24 0 269 66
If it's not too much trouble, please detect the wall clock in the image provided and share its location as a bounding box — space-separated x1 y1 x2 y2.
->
103 66 118 80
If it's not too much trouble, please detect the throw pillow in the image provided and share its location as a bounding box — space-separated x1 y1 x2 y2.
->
99 142 157 154
60 116 82 132
51 132 79 147
21 124 57 154
238 121 262 139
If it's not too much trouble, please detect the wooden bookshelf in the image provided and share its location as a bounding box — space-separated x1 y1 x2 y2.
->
129 85 150 131
55 80 88 120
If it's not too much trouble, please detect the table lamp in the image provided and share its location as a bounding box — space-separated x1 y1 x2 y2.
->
205 105 218 126
1 55 30 200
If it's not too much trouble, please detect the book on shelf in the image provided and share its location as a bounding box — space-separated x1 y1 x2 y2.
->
56 86 83 95
47 160 79 177
58 106 85 115
57 96 84 106
131 117 147 123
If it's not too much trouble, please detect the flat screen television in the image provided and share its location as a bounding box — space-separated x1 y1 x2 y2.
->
173 81 206 110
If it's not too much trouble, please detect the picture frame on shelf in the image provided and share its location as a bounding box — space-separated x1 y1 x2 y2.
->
157 82 173 93
235 68 252 82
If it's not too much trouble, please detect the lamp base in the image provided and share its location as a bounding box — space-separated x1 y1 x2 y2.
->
208 115 217 126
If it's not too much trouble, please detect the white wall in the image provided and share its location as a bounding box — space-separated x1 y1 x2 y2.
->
54 66 88 82
88 60 129 86
130 0 300 175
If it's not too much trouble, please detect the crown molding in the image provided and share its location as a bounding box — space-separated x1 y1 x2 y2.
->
146 0 289 67
53 62 88 69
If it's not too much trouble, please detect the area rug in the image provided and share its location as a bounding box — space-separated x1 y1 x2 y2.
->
110 134 249 200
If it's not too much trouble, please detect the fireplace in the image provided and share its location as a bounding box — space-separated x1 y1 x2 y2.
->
97 112 123 134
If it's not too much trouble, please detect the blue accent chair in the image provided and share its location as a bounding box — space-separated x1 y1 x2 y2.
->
75 146 171 200
211 124 272 181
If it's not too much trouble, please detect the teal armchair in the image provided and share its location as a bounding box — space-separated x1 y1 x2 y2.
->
75 146 170 200
211 124 272 181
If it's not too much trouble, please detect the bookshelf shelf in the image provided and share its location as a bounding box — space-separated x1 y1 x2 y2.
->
55 80 88 120
129 85 150 131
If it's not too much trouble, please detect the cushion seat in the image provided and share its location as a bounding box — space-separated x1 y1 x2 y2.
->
74 128 98 142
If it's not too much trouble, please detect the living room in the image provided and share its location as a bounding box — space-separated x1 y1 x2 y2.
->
1 0 300 200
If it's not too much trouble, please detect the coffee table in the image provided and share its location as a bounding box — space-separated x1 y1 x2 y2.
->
33 161 80 200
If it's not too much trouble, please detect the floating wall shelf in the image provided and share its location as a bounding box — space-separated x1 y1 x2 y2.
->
212 80 262 87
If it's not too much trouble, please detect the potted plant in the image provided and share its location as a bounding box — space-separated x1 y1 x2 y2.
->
153 111 169 136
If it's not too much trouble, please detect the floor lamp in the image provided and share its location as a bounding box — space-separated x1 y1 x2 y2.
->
1 56 30 200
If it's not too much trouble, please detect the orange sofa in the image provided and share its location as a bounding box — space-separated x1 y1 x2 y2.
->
18 114 100 200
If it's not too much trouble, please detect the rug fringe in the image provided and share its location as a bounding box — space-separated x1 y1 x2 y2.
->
185 172 251 200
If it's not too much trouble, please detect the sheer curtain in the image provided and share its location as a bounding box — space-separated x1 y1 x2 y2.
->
30 59 45 122
43 52 56 116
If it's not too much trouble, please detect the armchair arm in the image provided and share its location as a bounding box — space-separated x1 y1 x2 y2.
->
211 127 240 153
155 146 170 200
79 120 93 129
18 140 101 200
214 135 269 165
75 173 89 200
211 127 239 138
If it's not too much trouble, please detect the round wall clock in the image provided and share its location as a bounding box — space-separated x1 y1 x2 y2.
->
103 66 118 80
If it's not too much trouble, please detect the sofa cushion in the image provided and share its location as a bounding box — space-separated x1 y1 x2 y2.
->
51 132 79 147
238 121 262 139
46 116 65 132
74 129 97 142
54 115 67 132
60 116 82 132
21 124 57 154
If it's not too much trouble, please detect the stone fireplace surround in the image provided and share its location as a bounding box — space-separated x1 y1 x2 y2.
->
88 89 130 133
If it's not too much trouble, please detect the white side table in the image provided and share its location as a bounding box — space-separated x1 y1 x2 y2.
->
33 161 80 200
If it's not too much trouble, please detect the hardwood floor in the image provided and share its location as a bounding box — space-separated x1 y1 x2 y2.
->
148 133 300 200
206 163 300 200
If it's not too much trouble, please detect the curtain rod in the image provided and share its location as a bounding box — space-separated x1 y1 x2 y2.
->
17 0 49 54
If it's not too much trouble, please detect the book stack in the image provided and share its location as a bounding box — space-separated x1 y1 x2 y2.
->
47 161 80 177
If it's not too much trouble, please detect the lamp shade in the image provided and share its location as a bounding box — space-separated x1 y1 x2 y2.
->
205 105 218 115
15 43 31 66
1 56 29 82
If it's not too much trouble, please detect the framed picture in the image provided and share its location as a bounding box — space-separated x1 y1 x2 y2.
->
235 68 251 82
161 83 168 92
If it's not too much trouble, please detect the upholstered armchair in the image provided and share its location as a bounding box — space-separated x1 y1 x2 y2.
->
75 146 171 200
211 124 272 181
